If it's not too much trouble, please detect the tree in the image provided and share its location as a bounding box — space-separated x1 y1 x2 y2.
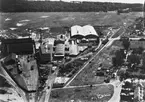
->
112 57 117 67
142 52 145 70
128 54 140 65
122 37 130 50
113 50 124 66
112 56 124 67
138 46 144 54
132 47 144 54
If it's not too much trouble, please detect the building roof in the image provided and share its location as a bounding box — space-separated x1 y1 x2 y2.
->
54 40 64 46
1 38 34 44
83 25 98 36
71 25 83 37
69 40 79 56
55 43 65 56
71 25 98 38
1 38 35 56
57 34 66 41
54 77 70 84
40 44 53 54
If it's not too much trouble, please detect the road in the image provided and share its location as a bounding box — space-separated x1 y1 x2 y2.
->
0 63 27 102
108 80 123 102
39 69 58 102
0 88 25 102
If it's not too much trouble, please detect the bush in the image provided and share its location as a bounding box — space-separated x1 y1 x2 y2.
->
51 91 60 98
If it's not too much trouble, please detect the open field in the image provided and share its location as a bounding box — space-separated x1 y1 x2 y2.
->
0 12 143 34
50 84 114 102
113 40 145 48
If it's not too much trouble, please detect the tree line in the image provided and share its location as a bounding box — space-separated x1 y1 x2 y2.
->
0 0 143 12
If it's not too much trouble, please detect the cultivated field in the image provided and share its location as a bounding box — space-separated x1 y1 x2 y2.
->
0 12 143 32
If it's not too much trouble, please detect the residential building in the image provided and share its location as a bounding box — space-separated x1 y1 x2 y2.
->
134 80 144 102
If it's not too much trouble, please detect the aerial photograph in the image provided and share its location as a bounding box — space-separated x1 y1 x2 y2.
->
0 0 145 102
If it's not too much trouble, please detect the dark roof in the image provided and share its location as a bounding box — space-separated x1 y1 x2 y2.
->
1 38 35 56
54 40 64 46
85 35 98 38
1 38 34 44
71 35 84 39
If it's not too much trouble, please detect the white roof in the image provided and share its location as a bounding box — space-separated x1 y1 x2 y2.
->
69 41 79 55
71 25 83 36
71 25 98 37
54 77 70 84
82 25 98 36
125 79 131 83
44 38 55 45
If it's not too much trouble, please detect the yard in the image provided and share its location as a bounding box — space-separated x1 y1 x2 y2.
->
50 84 114 102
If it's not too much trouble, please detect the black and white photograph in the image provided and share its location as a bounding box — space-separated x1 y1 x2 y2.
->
0 0 145 102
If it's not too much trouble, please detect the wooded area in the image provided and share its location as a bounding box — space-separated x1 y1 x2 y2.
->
0 0 143 12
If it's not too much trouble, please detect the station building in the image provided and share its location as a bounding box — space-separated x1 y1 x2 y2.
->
70 25 99 41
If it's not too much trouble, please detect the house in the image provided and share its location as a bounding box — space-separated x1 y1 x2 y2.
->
134 80 144 102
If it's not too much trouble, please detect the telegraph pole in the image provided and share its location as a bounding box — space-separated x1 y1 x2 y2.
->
143 1 145 28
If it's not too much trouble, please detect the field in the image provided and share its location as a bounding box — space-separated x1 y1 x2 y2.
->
0 12 143 33
50 84 114 102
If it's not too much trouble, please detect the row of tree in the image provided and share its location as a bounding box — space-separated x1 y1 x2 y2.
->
0 0 143 12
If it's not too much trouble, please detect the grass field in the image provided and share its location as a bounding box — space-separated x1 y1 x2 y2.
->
0 12 142 32
50 84 114 102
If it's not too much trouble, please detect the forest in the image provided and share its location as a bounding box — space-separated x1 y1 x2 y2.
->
0 0 143 12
